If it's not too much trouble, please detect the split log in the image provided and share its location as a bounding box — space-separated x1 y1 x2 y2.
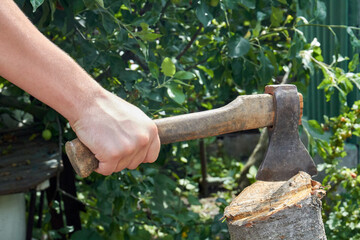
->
224 172 326 240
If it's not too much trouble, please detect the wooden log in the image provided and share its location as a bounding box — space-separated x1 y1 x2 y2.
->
224 172 326 240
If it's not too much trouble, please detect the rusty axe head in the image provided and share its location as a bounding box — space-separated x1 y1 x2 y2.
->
256 85 317 181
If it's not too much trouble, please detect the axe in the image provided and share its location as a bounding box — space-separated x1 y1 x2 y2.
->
65 84 317 180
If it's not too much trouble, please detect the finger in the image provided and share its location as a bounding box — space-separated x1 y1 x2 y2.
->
126 149 148 170
115 142 148 171
95 160 117 176
143 134 160 163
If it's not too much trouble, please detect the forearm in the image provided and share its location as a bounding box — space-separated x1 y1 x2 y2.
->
0 1 160 175
0 0 104 123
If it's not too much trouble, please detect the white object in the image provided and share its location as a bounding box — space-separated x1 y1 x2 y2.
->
0 193 26 240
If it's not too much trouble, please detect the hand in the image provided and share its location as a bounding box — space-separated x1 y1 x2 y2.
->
1 0 161 176
70 90 160 175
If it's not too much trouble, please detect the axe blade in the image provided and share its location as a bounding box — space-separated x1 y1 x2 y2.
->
256 85 317 181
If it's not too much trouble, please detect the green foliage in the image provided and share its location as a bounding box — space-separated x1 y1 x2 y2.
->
71 168 212 239
303 32 360 238
227 37 250 58
30 0 44 12
2 0 359 239
161 58 176 77
308 100 360 239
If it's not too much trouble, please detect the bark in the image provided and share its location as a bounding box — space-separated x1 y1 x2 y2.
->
225 172 326 240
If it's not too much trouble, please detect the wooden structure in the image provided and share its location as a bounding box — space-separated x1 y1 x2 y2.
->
0 127 62 240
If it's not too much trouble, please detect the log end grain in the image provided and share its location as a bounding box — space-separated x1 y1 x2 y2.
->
224 172 327 240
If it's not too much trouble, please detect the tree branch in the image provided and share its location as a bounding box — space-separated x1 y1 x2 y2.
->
160 0 171 19
122 50 149 71
95 66 111 82
185 59 208 71
176 24 203 60
139 2 153 16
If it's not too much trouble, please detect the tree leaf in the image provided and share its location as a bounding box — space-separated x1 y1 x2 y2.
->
222 0 237 9
148 61 159 79
349 73 360 90
188 195 201 205
227 36 250 58
166 84 185 104
140 32 162 41
173 71 196 80
161 58 176 77
239 0 256 9
101 14 117 34
197 65 214 78
173 79 192 87
348 53 359 72
83 0 104 9
271 7 283 27
30 0 44 12
196 1 213 27
308 120 324 134
314 0 326 21
71 229 103 240
347 28 360 49
258 51 274 85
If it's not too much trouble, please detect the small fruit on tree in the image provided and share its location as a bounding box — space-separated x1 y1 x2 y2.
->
42 129 52 141
210 0 219 7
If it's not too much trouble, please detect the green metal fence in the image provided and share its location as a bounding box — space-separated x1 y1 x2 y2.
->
301 0 360 144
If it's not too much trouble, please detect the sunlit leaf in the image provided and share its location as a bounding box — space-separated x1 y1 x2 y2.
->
307 119 324 134
197 66 214 78
161 58 176 77
30 0 44 12
83 0 104 9
348 53 359 72
173 71 196 80
140 32 162 41
271 7 283 27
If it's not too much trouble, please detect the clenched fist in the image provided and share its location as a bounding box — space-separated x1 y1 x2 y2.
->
70 90 160 175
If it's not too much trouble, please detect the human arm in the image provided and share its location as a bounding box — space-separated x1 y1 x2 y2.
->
0 0 160 175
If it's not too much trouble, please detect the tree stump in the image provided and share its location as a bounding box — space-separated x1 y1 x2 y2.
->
224 172 326 240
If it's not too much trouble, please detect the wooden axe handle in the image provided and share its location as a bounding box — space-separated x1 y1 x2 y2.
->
65 93 303 178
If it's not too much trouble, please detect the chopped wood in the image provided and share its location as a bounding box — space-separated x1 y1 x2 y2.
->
225 172 326 240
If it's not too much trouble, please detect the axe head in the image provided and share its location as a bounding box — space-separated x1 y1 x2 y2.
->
256 85 317 181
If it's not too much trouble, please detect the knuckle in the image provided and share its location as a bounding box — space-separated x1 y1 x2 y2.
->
148 123 158 137
137 133 150 147
122 142 136 156
107 148 122 161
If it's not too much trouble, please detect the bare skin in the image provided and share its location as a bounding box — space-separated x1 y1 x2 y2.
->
0 0 161 175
